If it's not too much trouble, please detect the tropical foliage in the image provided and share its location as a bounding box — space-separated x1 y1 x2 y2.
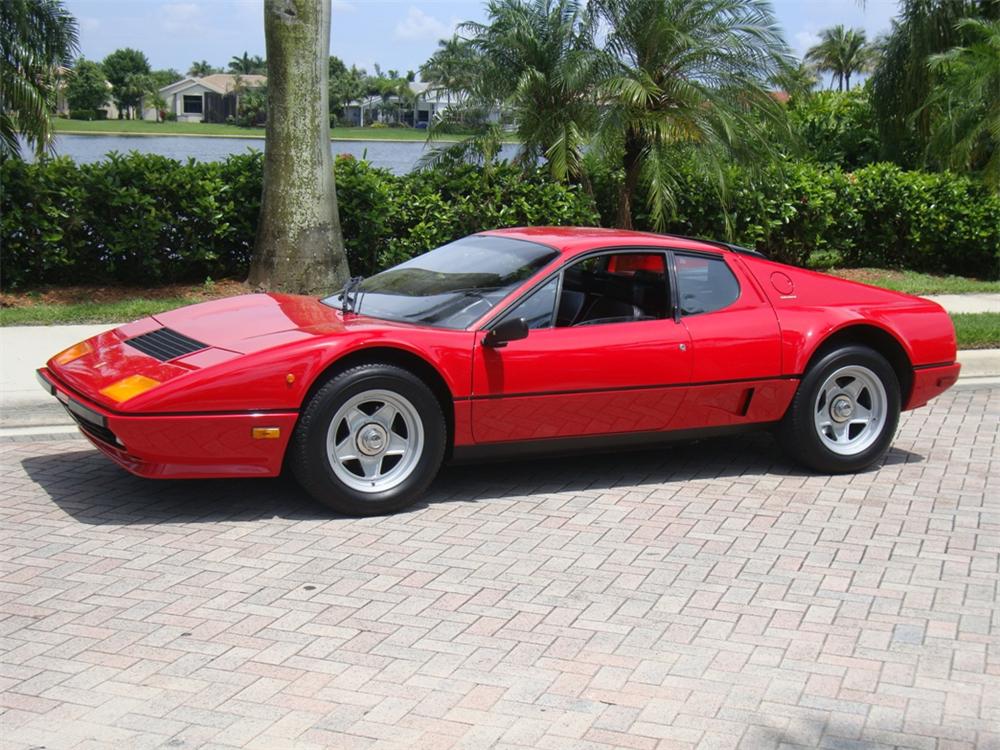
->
869 0 999 167
0 152 600 287
101 47 150 119
586 155 1000 276
419 36 479 106
787 88 880 169
0 0 78 159
64 57 108 116
5 151 997 290
592 0 791 229
923 17 1000 188
187 60 219 77
228 51 266 75
805 25 874 91
461 0 598 180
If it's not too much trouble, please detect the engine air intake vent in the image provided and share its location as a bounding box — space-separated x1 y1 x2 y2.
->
125 328 208 362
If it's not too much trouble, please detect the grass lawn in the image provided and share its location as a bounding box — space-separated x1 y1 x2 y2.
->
0 281 248 326
950 313 1000 350
53 118 487 142
0 297 201 325
828 268 1000 295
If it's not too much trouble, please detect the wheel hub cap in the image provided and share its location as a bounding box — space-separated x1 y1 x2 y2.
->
813 365 888 457
325 389 426 494
357 423 388 456
830 395 853 422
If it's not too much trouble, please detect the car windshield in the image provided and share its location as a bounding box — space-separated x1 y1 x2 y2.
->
322 235 558 329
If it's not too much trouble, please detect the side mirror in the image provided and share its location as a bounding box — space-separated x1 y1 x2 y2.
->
483 317 529 348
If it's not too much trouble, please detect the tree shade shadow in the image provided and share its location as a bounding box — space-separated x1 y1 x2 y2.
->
20 432 923 526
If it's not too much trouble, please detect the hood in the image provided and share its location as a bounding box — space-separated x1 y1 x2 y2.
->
152 293 376 354
47 294 416 410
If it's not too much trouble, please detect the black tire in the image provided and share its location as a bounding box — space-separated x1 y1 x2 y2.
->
290 363 447 516
778 345 901 473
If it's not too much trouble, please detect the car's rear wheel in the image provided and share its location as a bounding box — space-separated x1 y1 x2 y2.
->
779 345 901 473
290 364 446 515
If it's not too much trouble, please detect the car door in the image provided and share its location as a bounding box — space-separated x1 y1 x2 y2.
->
668 250 788 429
470 250 693 443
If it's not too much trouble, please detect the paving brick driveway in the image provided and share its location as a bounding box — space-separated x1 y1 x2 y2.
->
1 385 997 750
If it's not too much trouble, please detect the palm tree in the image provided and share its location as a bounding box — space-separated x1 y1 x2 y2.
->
773 60 820 99
228 51 265 75
593 0 791 229
188 60 217 77
924 17 1000 188
420 36 477 106
462 0 598 181
805 25 873 91
0 0 79 159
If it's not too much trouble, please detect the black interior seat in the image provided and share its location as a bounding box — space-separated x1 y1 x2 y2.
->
557 289 586 326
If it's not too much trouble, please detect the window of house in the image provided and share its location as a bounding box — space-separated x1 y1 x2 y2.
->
499 252 669 329
182 95 203 114
674 254 740 315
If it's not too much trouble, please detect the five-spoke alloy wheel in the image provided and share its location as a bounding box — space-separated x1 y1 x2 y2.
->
291 364 446 516
327 389 424 493
779 345 901 473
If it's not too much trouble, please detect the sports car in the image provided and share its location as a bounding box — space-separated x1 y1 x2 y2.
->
38 227 961 515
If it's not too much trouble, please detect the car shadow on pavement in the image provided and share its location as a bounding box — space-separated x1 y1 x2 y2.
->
20 432 924 526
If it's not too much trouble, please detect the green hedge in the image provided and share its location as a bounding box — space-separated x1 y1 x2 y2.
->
0 152 599 289
590 157 1000 279
1 152 262 288
336 156 600 277
3 151 998 289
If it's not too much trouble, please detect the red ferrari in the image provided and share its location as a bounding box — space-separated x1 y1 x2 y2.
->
38 228 961 515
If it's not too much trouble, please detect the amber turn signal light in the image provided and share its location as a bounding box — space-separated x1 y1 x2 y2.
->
99 375 161 403
53 341 92 365
252 427 281 440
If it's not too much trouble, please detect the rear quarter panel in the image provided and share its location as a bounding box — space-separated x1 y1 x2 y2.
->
737 256 958 374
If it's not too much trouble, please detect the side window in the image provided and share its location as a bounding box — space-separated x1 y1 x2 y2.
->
558 252 668 327
674 254 739 316
498 276 558 329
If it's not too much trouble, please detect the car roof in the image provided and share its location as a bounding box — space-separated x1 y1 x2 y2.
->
480 226 740 258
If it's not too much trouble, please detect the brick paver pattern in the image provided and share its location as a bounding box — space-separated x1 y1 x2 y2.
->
1 385 997 750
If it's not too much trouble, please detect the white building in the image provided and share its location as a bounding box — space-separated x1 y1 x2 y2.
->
341 81 476 128
152 74 267 123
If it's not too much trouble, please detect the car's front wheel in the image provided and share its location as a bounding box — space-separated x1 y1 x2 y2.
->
290 364 446 515
779 345 901 473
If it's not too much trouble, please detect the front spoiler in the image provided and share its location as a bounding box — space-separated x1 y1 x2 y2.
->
37 368 297 479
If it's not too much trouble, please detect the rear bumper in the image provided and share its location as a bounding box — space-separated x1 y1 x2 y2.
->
905 362 962 411
37 368 296 478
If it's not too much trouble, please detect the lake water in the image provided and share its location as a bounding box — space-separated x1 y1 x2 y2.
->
43 134 520 174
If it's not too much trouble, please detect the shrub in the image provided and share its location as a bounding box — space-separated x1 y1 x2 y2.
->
0 151 599 289
588 154 1000 279
68 109 107 121
4 150 996 290
787 89 881 170
335 157 599 276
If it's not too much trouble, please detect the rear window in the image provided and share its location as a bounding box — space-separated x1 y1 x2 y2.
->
675 254 740 315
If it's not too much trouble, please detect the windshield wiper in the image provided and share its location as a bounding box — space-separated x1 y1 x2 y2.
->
339 276 365 315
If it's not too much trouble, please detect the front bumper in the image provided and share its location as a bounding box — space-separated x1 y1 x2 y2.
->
37 368 297 479
905 362 962 411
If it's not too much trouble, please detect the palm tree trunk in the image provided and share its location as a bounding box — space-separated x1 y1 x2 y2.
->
616 133 643 230
249 0 349 294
